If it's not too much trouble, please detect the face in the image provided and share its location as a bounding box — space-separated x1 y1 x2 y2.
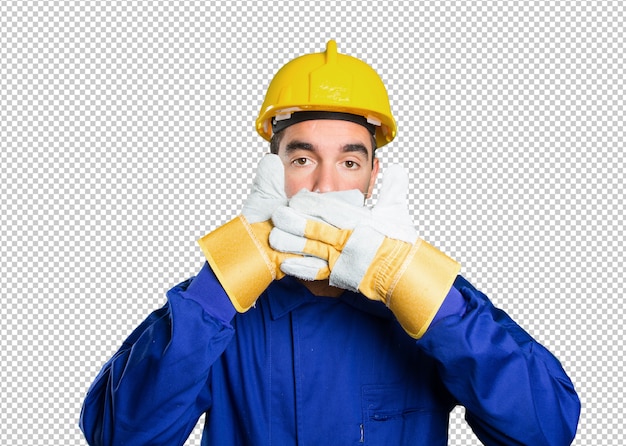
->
277 119 379 199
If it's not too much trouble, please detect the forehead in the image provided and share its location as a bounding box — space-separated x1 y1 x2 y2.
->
280 119 374 154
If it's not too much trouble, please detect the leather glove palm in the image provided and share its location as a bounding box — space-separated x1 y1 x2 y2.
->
270 165 460 338
197 154 328 312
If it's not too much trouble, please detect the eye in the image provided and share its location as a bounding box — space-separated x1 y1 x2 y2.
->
292 157 310 166
343 160 359 169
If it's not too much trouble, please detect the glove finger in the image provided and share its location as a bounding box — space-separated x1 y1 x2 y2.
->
369 164 418 242
242 154 287 223
269 228 307 255
287 189 370 229
270 228 343 264
273 207 352 248
374 164 410 212
280 257 330 281
271 206 308 237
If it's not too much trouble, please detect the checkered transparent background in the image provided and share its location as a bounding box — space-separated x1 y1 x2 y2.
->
1 1 623 444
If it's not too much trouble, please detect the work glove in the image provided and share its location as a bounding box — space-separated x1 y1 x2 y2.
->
197 154 328 312
270 165 460 338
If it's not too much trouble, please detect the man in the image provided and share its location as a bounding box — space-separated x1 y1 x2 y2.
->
80 40 580 445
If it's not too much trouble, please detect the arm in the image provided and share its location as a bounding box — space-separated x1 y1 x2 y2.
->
269 164 580 444
80 154 320 445
79 263 236 446
420 277 581 445
269 165 460 338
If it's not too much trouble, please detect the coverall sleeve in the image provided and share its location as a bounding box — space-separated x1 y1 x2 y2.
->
418 276 581 446
79 263 236 446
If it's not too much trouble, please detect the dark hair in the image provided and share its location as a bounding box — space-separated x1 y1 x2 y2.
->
269 130 378 166
269 130 284 155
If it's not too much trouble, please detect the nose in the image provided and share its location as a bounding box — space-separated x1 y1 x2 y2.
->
311 163 338 193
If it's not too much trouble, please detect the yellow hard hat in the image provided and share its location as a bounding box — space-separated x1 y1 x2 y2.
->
256 40 397 149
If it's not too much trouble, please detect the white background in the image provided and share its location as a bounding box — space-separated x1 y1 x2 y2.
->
1 1 623 444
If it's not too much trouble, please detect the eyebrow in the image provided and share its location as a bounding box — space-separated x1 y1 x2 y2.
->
284 141 371 160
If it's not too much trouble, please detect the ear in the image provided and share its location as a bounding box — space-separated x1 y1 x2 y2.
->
365 157 380 198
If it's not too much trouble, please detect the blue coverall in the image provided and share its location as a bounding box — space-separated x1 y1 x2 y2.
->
80 263 580 445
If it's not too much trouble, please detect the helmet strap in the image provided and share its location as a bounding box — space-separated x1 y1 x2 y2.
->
271 111 376 136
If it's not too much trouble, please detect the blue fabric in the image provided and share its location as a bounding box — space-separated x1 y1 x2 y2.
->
430 284 467 327
80 267 580 445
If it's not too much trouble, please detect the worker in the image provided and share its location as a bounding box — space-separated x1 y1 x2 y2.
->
80 40 580 445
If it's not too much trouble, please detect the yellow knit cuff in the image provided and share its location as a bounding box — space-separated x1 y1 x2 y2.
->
197 216 274 312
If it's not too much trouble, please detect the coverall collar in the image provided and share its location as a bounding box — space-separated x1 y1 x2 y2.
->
266 276 393 321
